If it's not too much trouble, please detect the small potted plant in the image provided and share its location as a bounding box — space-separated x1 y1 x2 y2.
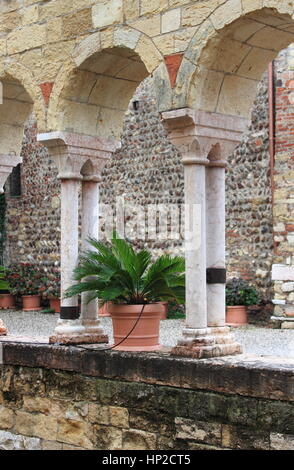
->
40 269 61 313
0 266 16 309
65 233 185 351
7 263 43 311
226 278 259 326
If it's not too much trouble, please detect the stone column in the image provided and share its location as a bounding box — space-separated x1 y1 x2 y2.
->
0 154 22 336
206 160 227 327
162 109 247 358
183 150 208 330
56 175 84 341
80 173 112 340
80 178 101 333
37 132 118 344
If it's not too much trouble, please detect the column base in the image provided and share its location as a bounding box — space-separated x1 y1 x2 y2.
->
0 319 7 336
171 326 242 359
50 318 109 345
82 319 106 334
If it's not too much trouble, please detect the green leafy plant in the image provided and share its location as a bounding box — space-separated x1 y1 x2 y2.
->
0 266 10 292
6 263 44 296
41 308 56 315
39 268 60 299
226 278 259 306
167 301 185 319
65 233 185 305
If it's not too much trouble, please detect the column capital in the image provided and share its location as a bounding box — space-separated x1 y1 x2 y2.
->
161 108 248 164
0 154 22 193
37 131 121 180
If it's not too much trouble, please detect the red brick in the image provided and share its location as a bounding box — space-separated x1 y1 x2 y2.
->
40 82 54 106
164 53 183 88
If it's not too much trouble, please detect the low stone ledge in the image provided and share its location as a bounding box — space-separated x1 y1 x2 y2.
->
1 342 294 402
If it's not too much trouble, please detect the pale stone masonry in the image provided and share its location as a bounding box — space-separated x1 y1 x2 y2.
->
0 349 293 450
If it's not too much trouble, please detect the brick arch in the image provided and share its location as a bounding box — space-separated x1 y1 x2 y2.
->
47 26 171 139
175 1 294 115
0 61 45 156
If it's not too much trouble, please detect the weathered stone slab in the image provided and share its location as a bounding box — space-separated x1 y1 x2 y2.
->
272 264 294 281
1 342 294 402
0 430 41 450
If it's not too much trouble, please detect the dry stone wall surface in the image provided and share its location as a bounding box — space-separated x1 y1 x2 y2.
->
0 361 293 451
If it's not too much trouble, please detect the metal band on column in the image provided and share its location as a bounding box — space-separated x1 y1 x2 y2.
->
60 306 80 320
207 268 226 284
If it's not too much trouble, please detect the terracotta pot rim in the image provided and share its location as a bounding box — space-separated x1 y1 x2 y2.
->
109 302 165 306
22 294 41 298
109 303 165 313
226 305 247 308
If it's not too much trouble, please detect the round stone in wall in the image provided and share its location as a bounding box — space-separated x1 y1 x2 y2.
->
51 196 61 209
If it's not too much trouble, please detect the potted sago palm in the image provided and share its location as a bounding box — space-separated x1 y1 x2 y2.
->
65 233 185 351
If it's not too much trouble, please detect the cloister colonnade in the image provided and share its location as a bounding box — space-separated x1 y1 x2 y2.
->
0 0 294 357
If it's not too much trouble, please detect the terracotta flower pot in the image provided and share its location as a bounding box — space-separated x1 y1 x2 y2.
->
226 305 248 326
108 303 164 351
159 301 168 320
22 295 42 312
0 294 16 309
98 301 111 317
49 298 60 313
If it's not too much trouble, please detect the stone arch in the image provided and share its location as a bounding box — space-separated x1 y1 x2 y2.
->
47 26 171 140
175 2 294 115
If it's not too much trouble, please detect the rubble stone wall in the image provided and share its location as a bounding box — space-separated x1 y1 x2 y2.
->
4 117 61 270
271 46 294 325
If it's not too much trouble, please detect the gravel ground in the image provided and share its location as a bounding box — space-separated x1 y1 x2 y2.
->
1 310 294 358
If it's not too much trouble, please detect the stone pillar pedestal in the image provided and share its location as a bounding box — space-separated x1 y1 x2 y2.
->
0 154 22 337
38 132 119 344
172 326 241 358
162 109 247 358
